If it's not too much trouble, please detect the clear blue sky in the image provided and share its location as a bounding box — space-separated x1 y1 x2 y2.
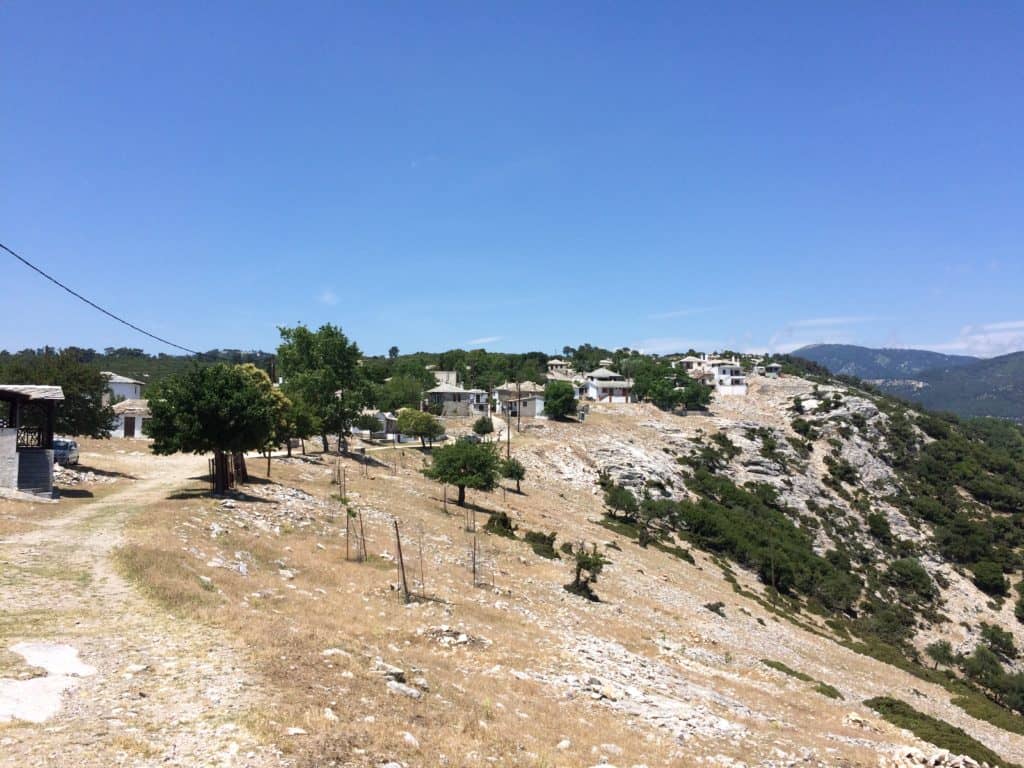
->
3 2 1023 358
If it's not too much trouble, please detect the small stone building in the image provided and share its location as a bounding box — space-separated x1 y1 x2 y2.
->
0 385 65 498
112 399 150 438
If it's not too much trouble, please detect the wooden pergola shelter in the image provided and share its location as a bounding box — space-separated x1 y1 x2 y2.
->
0 385 65 497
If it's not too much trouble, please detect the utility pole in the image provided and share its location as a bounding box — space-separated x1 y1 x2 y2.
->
516 380 522 433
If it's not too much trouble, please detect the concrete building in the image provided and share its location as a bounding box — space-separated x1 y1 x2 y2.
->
583 368 634 403
709 361 747 395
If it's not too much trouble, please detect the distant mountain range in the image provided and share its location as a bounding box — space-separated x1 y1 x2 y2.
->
789 344 978 379
792 344 1024 422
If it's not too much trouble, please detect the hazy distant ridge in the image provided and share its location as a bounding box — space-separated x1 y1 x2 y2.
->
792 343 1024 422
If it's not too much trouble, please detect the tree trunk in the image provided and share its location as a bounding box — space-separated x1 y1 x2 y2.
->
266 451 271 477
213 450 228 494
516 479 521 493
287 440 292 458
457 485 466 506
321 432 329 454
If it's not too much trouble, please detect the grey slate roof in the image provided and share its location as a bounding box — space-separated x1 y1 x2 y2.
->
0 385 65 401
102 371 146 385
112 398 150 417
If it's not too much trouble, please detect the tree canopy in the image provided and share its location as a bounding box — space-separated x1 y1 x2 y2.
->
147 363 282 492
277 324 368 452
396 409 444 447
422 440 500 506
543 380 578 420
500 456 526 493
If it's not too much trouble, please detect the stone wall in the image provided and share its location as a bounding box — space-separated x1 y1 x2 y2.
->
0 429 17 489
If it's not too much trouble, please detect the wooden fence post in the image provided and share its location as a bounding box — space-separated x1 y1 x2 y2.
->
393 519 409 603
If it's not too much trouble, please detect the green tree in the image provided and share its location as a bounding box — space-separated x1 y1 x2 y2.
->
642 377 684 410
376 375 425 412
147 363 280 493
500 456 526 493
388 346 399 360
883 558 935 604
422 440 499 506
473 416 495 439
354 413 383 433
566 543 609 601
277 324 368 453
544 380 577 420
0 347 116 437
275 391 319 456
396 409 444 447
925 639 956 669
637 497 677 547
963 645 1005 691
981 622 1018 662
603 483 638 521
971 560 1008 596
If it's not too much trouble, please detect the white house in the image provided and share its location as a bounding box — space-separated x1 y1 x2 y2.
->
103 372 144 401
112 398 150 439
352 409 400 440
709 361 747 396
764 362 783 378
505 394 545 419
546 358 571 375
583 368 634 403
426 384 489 416
493 380 544 407
671 355 704 374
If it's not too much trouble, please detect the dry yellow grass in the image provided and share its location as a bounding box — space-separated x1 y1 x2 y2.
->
114 452 677 767
43 411 1024 767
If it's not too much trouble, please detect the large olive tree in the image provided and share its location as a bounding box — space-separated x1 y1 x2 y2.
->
147 363 280 493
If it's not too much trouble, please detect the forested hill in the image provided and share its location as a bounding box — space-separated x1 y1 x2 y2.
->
791 344 978 379
791 344 1024 423
884 351 1024 422
0 347 275 386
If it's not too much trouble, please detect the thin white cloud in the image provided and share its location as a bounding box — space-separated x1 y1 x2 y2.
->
467 335 502 346
767 315 873 353
917 320 1024 358
647 306 718 321
318 289 338 306
788 315 873 328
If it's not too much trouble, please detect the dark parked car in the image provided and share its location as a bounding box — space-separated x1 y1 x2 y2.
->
53 438 79 466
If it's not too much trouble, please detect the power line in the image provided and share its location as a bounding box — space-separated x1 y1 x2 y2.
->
1 240 202 355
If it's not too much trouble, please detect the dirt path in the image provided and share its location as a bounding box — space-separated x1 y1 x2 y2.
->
0 451 286 767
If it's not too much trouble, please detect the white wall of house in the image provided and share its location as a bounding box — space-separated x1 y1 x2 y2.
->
585 382 632 403
711 365 748 395
112 413 147 438
109 381 142 400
